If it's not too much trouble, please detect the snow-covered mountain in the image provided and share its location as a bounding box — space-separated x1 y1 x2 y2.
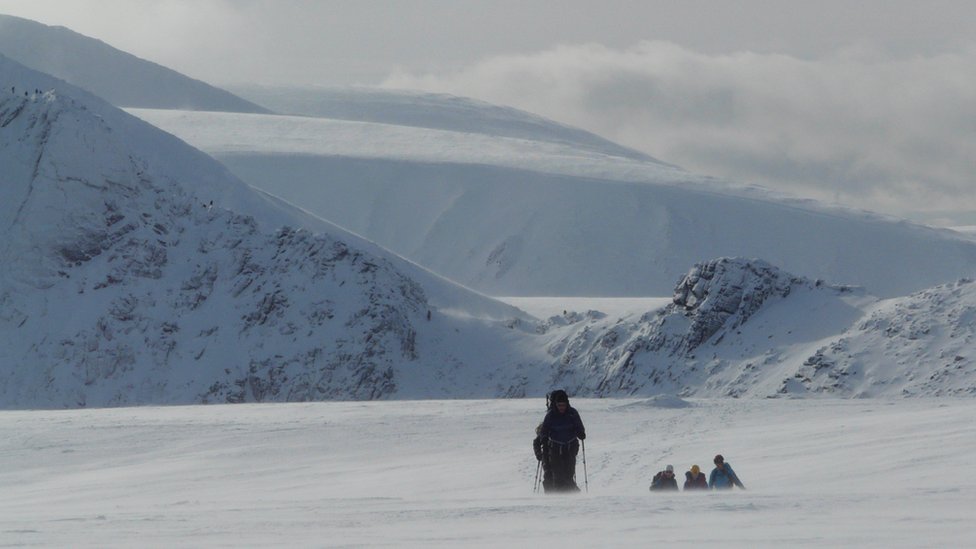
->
540 258 976 398
129 97 976 298
6 14 972 298
0 55 535 408
3 54 975 408
0 14 268 113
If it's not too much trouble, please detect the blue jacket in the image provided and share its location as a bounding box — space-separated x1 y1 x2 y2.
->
540 406 586 444
709 463 744 489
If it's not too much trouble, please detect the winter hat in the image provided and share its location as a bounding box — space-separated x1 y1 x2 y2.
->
691 465 700 475
714 454 724 465
550 389 569 404
665 464 674 473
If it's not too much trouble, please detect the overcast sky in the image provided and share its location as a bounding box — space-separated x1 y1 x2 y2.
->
1 0 975 223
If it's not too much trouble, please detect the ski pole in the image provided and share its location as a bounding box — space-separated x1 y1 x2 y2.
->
581 439 589 493
534 460 542 493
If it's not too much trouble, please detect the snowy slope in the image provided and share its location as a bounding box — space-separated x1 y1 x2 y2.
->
0 14 268 113
229 85 662 161
129 105 976 298
0 55 535 408
789 278 976 397
2 398 974 547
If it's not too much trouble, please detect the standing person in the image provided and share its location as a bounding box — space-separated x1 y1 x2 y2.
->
684 464 708 490
532 423 553 492
709 454 746 489
650 464 679 491
539 389 586 492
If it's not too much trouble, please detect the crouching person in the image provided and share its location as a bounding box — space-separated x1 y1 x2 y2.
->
650 464 679 491
684 464 708 490
709 454 746 489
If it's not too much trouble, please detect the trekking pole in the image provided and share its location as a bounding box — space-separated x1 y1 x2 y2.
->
581 439 589 493
533 460 542 493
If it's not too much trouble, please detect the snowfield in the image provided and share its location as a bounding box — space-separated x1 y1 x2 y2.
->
1 398 973 547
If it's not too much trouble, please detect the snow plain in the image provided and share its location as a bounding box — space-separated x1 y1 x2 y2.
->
2 398 974 548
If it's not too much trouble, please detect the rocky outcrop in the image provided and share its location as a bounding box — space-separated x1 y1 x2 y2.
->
544 258 854 397
667 258 810 353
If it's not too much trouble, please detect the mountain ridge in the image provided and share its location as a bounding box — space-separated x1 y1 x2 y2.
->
129 106 976 298
0 14 269 113
0 56 533 408
228 84 664 162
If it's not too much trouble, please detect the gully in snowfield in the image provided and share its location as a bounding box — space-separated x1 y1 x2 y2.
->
538 390 586 492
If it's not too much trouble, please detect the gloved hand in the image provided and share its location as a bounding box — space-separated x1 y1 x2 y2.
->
578 433 586 440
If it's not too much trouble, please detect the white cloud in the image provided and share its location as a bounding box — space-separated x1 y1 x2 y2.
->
383 42 976 221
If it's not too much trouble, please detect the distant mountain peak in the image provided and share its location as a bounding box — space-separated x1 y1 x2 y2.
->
0 14 270 113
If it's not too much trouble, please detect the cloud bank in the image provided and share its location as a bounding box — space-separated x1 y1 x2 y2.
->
384 42 976 222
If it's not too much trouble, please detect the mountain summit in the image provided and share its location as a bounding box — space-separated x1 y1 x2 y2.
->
0 55 530 408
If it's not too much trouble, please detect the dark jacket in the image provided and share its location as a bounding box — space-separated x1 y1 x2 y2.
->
709 463 745 489
684 471 708 489
540 406 586 444
650 471 679 491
